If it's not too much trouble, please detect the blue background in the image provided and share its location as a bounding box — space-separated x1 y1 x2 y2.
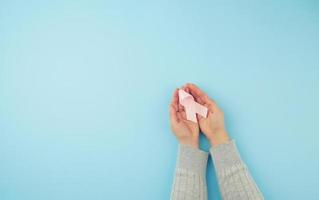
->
1 0 319 199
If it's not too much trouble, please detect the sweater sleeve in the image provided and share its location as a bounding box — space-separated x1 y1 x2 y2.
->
170 145 209 200
210 140 264 200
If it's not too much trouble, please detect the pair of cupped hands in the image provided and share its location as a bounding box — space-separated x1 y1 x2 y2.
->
169 83 230 148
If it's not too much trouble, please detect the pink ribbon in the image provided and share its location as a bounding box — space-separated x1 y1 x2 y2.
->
178 89 208 123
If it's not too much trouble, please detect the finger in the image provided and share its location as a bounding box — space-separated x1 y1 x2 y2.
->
178 103 184 112
169 105 179 123
181 85 190 93
173 88 179 105
186 83 216 107
170 88 179 111
184 86 205 104
204 96 217 110
176 111 184 122
187 88 205 105
185 83 206 99
170 102 178 113
204 102 215 113
180 110 187 120
194 94 205 104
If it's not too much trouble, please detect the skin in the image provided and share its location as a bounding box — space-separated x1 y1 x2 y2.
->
169 83 229 148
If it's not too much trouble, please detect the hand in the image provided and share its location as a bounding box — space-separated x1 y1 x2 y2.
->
169 88 200 148
183 83 230 147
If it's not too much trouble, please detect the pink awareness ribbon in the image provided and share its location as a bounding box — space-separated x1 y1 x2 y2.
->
178 89 208 123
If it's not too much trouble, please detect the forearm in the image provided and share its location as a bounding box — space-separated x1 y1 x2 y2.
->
171 145 209 200
210 140 264 200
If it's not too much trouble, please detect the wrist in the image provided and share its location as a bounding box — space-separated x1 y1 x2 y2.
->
207 130 230 147
179 137 199 148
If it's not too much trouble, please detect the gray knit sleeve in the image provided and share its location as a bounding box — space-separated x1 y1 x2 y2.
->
210 140 264 200
171 145 209 200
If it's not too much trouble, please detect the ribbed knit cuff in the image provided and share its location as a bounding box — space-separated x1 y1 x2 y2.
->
177 145 209 174
210 140 243 173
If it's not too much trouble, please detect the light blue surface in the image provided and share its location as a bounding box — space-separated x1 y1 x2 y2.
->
1 0 319 199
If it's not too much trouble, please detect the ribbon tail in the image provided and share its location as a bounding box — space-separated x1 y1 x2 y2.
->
185 106 198 123
194 102 208 118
